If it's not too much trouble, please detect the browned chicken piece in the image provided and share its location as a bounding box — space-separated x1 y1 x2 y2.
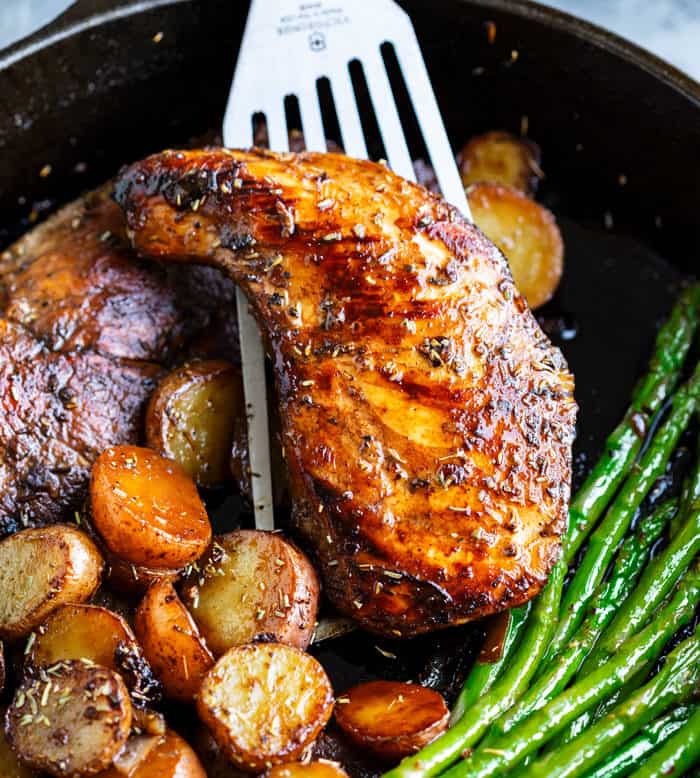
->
116 148 577 637
0 186 236 537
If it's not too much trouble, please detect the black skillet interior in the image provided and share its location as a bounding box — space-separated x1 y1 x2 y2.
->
1 0 699 753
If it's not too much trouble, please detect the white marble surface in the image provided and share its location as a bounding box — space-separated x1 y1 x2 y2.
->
1 0 699 82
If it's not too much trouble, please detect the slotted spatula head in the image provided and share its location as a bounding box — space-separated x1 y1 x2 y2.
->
224 0 470 531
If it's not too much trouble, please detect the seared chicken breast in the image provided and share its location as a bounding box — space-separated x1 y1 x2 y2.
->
0 186 235 536
116 148 577 637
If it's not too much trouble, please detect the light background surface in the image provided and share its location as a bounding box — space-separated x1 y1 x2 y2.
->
1 1 699 79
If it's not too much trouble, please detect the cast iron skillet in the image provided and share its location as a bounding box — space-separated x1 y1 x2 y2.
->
1 0 699 767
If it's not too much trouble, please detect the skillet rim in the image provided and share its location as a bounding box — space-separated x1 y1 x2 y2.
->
0 0 698 110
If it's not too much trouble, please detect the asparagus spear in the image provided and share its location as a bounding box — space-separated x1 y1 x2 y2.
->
629 706 700 778
565 283 700 562
521 628 700 778
543 361 700 664
555 452 700 749
584 706 694 778
481 499 676 741
382 290 700 778
450 604 531 725
435 569 700 778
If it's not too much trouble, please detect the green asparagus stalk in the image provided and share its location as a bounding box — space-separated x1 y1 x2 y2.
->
435 569 700 778
584 706 694 778
555 453 700 749
450 604 531 725
480 499 676 741
543 361 700 664
629 706 700 778
565 283 700 562
382 563 566 778
520 628 700 778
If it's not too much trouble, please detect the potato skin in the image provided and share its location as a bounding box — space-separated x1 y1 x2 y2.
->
6 659 132 777
89 445 211 570
0 525 103 641
467 182 564 309
334 680 449 761
265 761 349 778
27 604 135 671
0 709 37 777
181 530 320 656
134 580 214 703
458 131 542 195
197 643 334 773
98 730 207 778
146 360 244 488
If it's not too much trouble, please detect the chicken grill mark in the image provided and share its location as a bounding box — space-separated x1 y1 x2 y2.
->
114 147 577 636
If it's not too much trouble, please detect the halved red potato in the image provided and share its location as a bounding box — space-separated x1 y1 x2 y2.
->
458 131 542 195
89 445 211 572
181 530 319 656
27 604 135 670
197 643 334 773
334 680 449 761
98 730 207 778
265 761 349 778
467 182 564 309
0 525 103 641
6 659 132 776
146 360 244 488
134 580 214 702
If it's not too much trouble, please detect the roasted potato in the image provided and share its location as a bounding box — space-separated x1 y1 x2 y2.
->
89 445 211 574
458 131 542 195
146 360 244 488
134 580 214 702
197 643 334 772
334 680 449 761
98 730 207 778
181 530 319 656
0 525 103 641
6 659 132 776
27 604 135 671
266 761 349 778
467 182 564 309
0 710 37 777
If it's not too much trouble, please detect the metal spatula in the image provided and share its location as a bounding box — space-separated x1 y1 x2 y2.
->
223 0 471 532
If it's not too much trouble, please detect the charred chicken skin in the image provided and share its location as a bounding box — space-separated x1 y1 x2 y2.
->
116 148 577 637
0 186 235 537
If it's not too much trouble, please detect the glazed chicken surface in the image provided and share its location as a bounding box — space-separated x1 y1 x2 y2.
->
116 148 577 637
0 186 236 537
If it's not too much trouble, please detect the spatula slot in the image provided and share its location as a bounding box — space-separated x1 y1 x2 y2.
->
284 94 304 146
316 77 343 151
252 111 269 148
380 41 436 191
348 58 388 163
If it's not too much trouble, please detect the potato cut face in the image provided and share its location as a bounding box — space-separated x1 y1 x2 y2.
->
146 360 244 488
90 445 211 569
266 761 349 778
468 182 564 309
181 530 319 656
334 680 448 761
135 580 214 703
197 643 334 773
0 711 37 778
28 604 135 671
99 731 207 778
459 131 542 195
6 659 132 777
0 525 103 641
